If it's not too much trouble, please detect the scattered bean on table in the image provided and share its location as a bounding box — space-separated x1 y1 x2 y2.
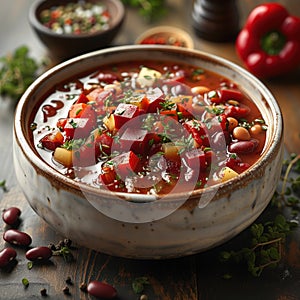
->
3 229 32 246
2 207 21 225
0 247 17 268
25 246 53 262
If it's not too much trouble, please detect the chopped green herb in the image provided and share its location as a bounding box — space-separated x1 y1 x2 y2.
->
192 69 205 76
160 99 176 110
132 277 150 294
22 278 30 288
27 261 33 270
75 108 82 116
69 119 78 128
62 138 84 150
0 180 8 192
143 75 152 81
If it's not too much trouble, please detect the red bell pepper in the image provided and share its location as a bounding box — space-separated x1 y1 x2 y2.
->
236 3 300 78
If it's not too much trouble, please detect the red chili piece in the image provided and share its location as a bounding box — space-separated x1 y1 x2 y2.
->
26 246 53 262
0 247 17 268
2 207 21 225
3 229 32 247
87 280 117 299
236 3 300 78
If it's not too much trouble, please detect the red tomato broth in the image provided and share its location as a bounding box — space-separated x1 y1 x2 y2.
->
31 60 267 196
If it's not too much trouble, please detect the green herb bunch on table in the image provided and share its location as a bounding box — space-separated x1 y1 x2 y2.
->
0 46 42 104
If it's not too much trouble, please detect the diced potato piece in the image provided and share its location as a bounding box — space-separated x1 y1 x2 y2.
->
220 167 239 182
103 114 115 132
137 67 162 87
162 142 183 161
53 148 73 168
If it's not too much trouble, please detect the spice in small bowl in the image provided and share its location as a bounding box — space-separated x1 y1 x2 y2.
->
39 1 111 35
28 0 125 61
135 26 194 49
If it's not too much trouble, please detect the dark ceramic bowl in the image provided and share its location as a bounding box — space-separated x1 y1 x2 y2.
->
28 0 125 61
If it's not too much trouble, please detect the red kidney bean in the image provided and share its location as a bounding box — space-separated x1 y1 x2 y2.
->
3 229 32 247
87 280 117 299
228 139 258 154
0 247 17 268
26 246 53 262
2 207 21 225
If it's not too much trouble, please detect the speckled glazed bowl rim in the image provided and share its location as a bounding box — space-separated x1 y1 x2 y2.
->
14 45 283 203
28 0 125 39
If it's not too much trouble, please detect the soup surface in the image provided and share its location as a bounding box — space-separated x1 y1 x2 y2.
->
31 60 267 195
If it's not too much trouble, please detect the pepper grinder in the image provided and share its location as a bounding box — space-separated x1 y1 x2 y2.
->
192 0 240 42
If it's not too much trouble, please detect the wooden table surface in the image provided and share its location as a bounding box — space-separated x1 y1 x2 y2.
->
1 1 300 299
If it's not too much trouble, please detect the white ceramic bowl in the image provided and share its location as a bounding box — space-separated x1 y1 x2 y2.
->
13 46 283 259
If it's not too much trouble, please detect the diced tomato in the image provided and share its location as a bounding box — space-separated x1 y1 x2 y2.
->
224 104 250 118
64 118 94 139
87 88 113 113
69 103 86 118
219 89 244 102
160 110 178 121
177 98 194 118
184 120 209 147
206 115 227 132
204 149 215 165
113 103 140 129
99 166 117 185
109 151 140 179
57 118 68 131
119 128 149 154
184 148 207 170
40 130 64 151
152 121 165 137
68 103 97 129
69 103 95 119
95 132 113 156
76 92 89 104
146 87 165 113
128 94 149 111
73 142 98 167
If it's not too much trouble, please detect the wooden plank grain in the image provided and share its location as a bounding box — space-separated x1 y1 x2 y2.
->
1 0 300 299
0 187 199 299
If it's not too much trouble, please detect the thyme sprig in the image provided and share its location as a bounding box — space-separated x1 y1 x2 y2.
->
220 215 296 277
52 246 74 262
219 154 300 277
276 153 300 208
